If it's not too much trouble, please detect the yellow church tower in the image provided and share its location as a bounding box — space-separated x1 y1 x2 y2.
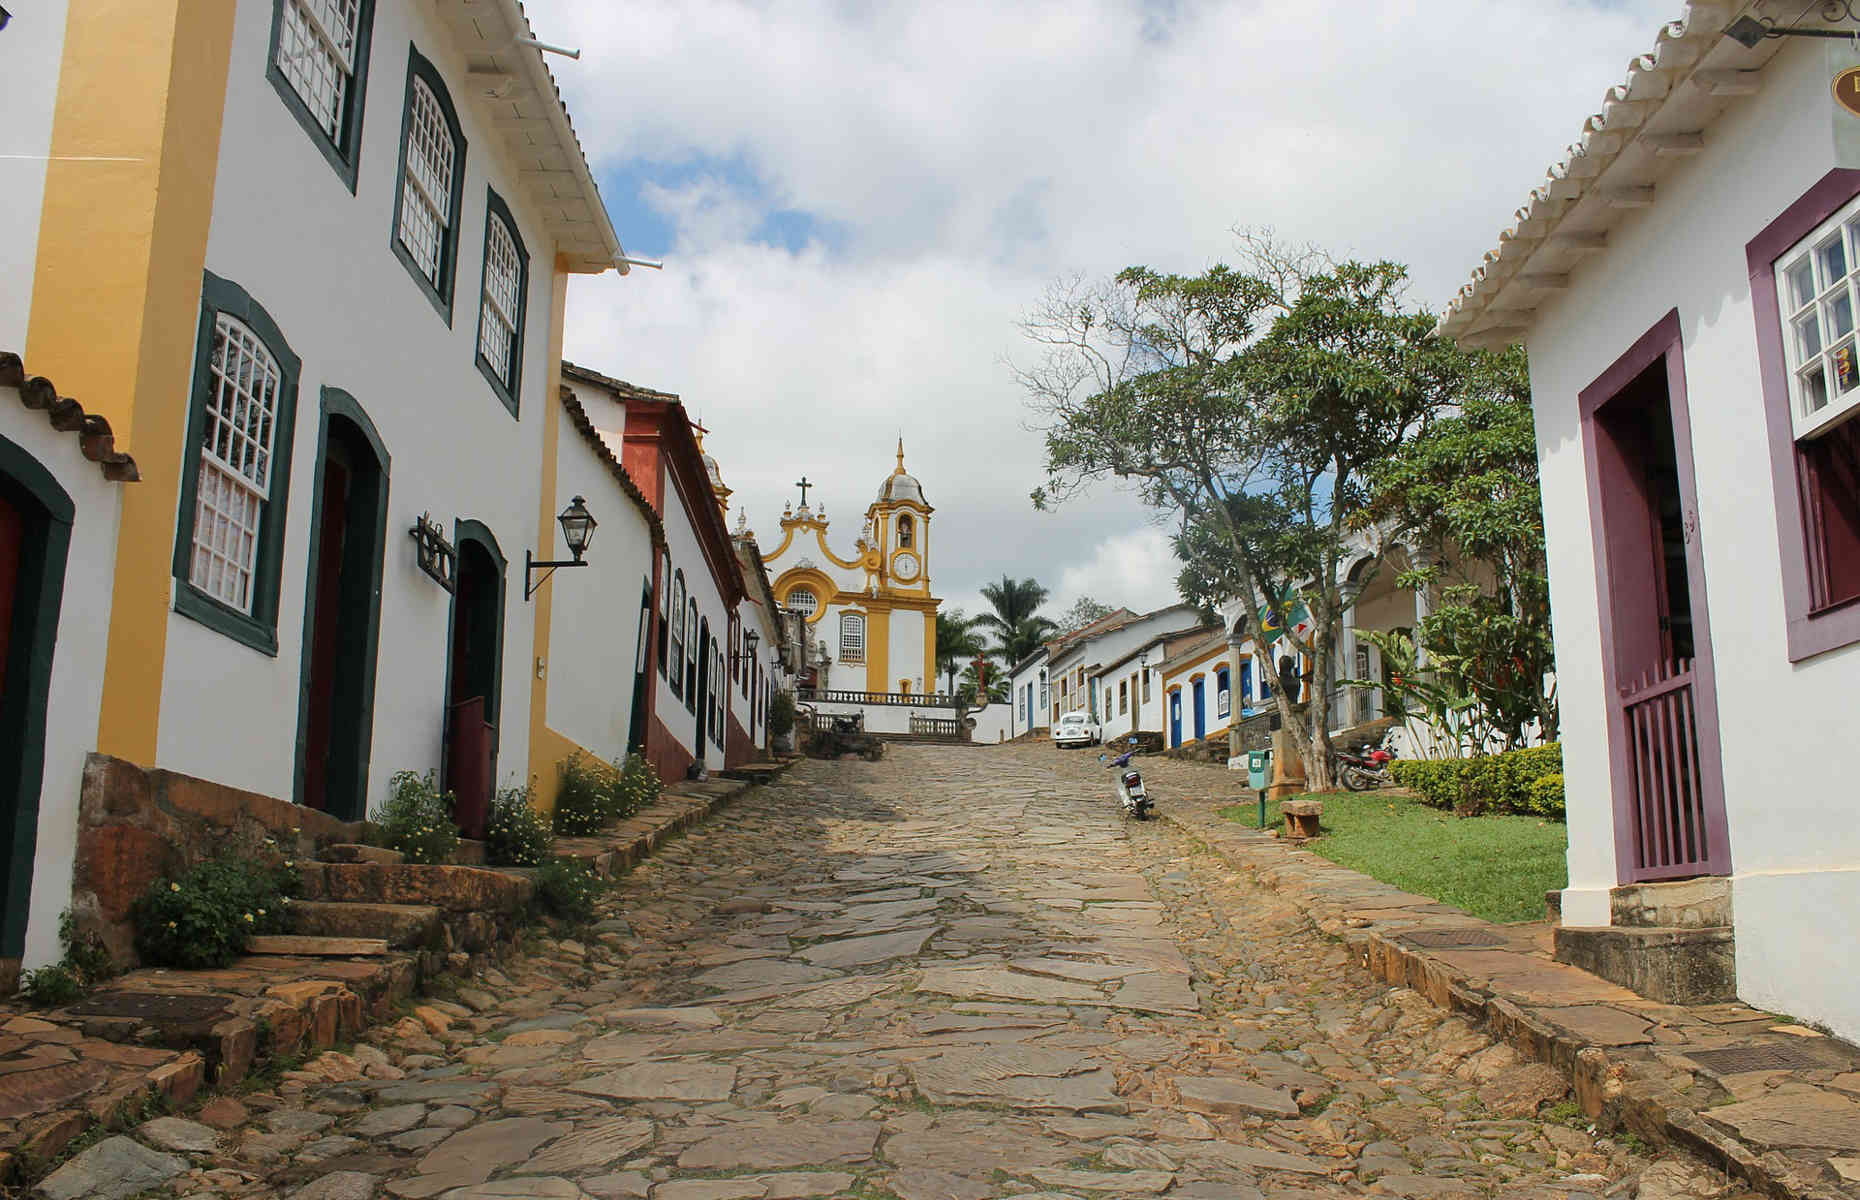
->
764 441 940 695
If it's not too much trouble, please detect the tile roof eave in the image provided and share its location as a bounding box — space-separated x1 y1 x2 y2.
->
1437 2 1786 349
0 352 140 483
557 386 665 549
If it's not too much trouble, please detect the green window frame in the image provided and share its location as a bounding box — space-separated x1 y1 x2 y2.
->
172 271 303 656
265 0 377 193
390 44 468 324
475 187 529 416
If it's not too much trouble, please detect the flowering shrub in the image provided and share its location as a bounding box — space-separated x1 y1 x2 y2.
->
611 752 660 821
131 855 298 969
375 770 461 864
533 857 604 925
553 754 617 836
486 784 552 867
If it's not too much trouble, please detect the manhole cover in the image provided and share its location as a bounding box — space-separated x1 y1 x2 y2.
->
1684 1042 1845 1074
68 991 233 1023
1400 928 1509 949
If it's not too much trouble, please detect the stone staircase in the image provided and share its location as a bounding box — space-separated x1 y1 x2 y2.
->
1553 876 1736 1004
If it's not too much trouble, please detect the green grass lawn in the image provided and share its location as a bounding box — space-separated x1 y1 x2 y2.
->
1216 790 1567 924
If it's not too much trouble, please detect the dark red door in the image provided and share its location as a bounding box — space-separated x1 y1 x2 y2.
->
301 454 352 811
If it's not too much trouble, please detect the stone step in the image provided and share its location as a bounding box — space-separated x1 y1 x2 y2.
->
296 861 532 913
1609 876 1732 929
286 899 442 948
1553 924 1736 1005
246 934 389 957
321 843 405 866
452 839 486 866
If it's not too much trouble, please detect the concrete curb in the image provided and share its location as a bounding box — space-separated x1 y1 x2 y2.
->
1160 803 1852 1200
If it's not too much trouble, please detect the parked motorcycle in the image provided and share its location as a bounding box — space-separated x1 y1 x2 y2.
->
1336 736 1398 792
1100 738 1153 820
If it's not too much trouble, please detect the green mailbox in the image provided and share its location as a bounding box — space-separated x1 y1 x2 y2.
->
1247 748 1271 790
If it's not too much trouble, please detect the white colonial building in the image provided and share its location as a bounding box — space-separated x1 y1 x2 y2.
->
1441 2 1860 1038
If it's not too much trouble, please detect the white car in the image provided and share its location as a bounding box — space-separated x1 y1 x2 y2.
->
1051 711 1102 748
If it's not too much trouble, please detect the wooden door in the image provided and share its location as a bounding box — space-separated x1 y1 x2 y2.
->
1589 345 1730 882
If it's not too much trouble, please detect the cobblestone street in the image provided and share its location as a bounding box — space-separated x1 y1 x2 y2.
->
105 746 1760 1200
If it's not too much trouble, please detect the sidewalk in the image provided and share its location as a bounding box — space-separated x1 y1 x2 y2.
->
1162 795 1860 1200
0 765 790 1183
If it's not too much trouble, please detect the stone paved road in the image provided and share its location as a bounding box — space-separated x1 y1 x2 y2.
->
132 745 1763 1200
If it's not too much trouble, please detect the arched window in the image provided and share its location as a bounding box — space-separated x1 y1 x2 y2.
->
898 515 914 548
189 313 286 615
476 191 528 410
669 570 686 695
1216 666 1231 720
839 613 866 664
685 599 699 712
787 587 817 618
393 51 466 314
658 553 671 676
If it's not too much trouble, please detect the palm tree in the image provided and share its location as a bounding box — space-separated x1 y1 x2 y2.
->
959 654 1011 705
936 609 985 694
976 575 1057 664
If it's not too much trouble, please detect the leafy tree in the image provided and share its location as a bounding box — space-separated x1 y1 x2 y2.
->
935 608 986 694
976 575 1058 664
1056 596 1115 634
1019 237 1489 787
1362 349 1556 748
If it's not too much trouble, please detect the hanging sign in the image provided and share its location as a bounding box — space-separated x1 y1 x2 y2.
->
1837 66 1860 117
1832 42 1860 165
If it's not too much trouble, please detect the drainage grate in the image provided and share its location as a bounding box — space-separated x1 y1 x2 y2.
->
1400 928 1510 949
1683 1042 1844 1074
68 991 233 1023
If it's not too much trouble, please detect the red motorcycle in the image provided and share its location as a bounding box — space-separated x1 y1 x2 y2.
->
1336 737 1397 791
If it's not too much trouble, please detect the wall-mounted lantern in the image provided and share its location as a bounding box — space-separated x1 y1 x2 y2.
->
730 629 761 669
525 495 597 601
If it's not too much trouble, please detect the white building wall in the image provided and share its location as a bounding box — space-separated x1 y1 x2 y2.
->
1007 655 1049 738
0 399 124 970
968 703 1013 744
1520 39 1860 1038
157 0 574 807
0 1 67 350
545 411 655 766
887 609 928 694
654 475 733 765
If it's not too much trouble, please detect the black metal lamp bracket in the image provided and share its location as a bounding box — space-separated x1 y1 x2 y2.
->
1727 5 1860 47
524 551 586 601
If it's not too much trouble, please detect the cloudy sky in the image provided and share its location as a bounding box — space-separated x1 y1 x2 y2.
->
528 0 1675 629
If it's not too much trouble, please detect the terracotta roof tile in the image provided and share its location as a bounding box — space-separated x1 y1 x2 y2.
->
0 352 140 483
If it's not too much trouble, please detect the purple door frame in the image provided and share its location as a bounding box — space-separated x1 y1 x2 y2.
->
1578 309 1733 883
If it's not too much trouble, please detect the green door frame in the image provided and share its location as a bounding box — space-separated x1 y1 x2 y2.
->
443 520 507 791
0 433 75 962
292 388 390 820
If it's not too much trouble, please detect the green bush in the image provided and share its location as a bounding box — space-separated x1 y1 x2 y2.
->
553 754 618 836
20 964 84 1008
533 857 604 924
1391 743 1564 819
375 771 461 864
131 855 298 969
1526 773 1566 819
769 690 796 739
485 784 552 867
611 752 660 821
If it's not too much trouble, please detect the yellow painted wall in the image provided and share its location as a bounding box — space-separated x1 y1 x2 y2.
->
866 606 889 692
25 1 239 763
527 263 572 814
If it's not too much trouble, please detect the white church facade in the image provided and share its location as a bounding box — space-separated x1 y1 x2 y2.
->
763 445 940 699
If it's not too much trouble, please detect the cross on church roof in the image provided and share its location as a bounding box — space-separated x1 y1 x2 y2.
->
794 476 813 506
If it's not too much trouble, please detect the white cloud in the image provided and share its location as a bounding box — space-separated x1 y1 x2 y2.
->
1051 527 1185 617
528 0 1677 620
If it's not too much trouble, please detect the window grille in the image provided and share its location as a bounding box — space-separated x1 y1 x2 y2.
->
191 316 282 613
276 0 360 139
1118 680 1128 715
399 78 455 285
478 213 521 385
670 572 687 689
839 613 866 664
788 588 817 617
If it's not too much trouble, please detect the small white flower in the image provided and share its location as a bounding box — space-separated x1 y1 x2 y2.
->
170 883 181 893
243 913 254 923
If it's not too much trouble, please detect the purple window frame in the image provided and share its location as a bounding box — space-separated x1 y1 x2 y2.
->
1747 167 1860 662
